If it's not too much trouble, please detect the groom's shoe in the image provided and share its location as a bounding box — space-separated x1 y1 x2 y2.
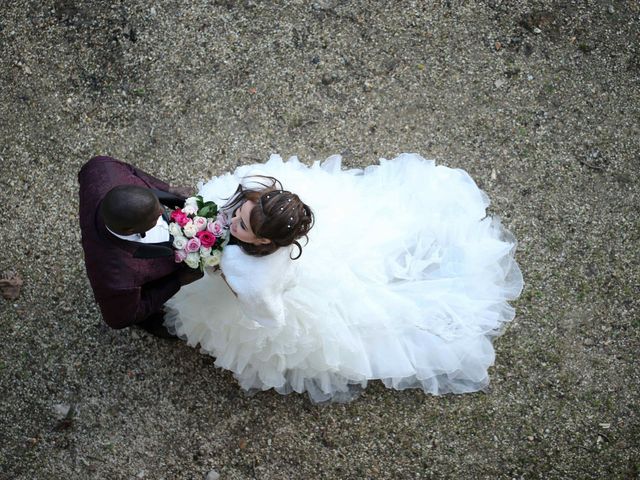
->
135 311 177 340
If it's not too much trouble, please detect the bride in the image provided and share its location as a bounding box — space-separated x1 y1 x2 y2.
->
165 153 524 402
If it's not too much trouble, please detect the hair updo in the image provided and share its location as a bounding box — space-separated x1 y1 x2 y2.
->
224 176 314 259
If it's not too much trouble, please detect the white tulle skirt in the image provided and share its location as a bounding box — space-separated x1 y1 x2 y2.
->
165 153 523 402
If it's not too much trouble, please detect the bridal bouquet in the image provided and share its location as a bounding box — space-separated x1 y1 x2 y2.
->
169 196 230 270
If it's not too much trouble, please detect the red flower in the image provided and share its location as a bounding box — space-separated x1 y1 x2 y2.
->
170 209 190 227
196 230 217 248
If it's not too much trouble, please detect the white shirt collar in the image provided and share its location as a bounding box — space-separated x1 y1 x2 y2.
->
106 215 170 244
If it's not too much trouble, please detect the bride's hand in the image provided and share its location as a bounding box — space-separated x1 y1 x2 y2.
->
204 265 220 276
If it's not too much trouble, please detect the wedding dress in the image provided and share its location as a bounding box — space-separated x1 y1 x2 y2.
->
164 153 523 402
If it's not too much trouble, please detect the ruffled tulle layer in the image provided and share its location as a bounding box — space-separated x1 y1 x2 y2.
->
165 153 523 402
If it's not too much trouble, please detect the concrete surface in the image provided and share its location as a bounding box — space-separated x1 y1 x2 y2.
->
1 1 638 478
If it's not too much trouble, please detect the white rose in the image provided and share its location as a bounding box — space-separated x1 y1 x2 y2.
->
183 221 198 238
168 222 182 237
184 252 200 269
200 246 212 256
193 216 207 232
203 249 222 267
185 196 199 207
182 204 198 215
172 236 188 250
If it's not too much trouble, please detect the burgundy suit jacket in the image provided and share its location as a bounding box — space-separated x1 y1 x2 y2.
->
78 156 184 329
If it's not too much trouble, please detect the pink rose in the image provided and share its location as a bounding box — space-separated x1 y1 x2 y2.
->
185 237 201 253
193 216 208 232
174 249 187 263
196 230 217 248
216 211 229 226
207 220 224 237
170 209 190 227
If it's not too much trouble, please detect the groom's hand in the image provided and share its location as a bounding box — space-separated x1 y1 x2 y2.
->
178 267 204 286
168 185 194 199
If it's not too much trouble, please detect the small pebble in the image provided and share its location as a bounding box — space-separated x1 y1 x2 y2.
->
312 0 335 10
321 73 338 85
53 403 71 419
206 470 220 480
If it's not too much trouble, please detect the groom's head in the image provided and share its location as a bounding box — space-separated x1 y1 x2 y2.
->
101 185 162 235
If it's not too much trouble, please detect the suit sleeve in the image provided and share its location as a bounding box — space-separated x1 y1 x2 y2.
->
95 274 181 329
81 156 174 193
131 164 172 192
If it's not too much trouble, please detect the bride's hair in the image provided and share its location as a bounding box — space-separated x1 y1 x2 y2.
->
224 176 314 259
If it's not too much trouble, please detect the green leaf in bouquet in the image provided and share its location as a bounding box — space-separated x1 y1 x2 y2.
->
198 202 218 218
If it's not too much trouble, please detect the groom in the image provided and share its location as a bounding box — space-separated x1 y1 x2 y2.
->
78 156 203 337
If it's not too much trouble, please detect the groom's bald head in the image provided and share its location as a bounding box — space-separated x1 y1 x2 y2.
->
101 185 161 234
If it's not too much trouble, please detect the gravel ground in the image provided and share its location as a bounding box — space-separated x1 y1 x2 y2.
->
1 1 639 479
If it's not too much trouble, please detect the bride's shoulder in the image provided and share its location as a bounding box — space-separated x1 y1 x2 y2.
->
222 245 292 270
